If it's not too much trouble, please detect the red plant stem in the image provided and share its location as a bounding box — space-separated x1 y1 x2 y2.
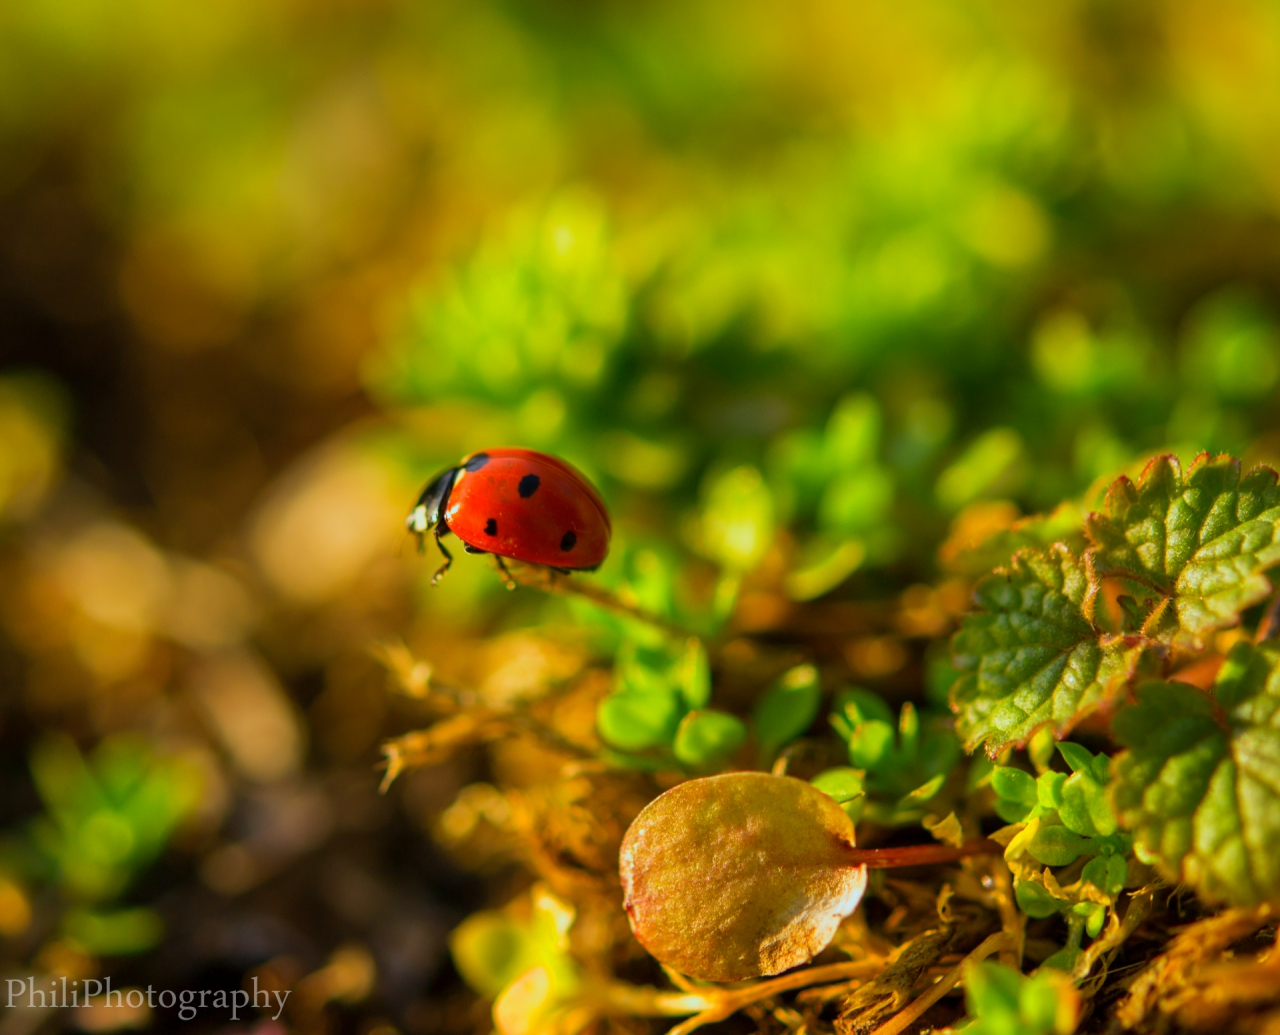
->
848 838 1003 870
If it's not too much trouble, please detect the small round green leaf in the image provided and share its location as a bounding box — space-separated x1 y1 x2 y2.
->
811 768 865 804
752 664 821 762
1014 880 1068 919
449 912 536 998
675 638 711 710
597 689 684 752
848 720 895 770
698 466 775 572
1026 824 1093 867
991 766 1037 804
673 710 747 768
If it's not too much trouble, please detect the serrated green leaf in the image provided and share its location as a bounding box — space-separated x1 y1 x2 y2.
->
951 545 1136 754
672 710 747 768
1086 454 1280 639
1112 642 1280 905
941 501 1085 577
752 664 821 763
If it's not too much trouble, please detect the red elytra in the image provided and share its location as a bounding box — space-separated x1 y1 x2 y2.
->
406 448 611 583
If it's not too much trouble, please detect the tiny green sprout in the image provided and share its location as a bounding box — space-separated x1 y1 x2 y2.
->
829 689 959 822
619 773 999 981
990 743 1131 866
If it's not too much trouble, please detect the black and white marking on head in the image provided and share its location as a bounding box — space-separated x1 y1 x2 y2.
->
484 518 498 536
518 474 541 498
560 530 577 551
464 452 490 472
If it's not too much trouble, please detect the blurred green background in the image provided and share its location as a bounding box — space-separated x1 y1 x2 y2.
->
1 0 1280 1030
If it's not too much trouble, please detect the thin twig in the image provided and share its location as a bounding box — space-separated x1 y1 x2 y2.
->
663 961 887 1035
504 562 698 640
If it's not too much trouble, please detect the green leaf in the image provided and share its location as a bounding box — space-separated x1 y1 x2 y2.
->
675 638 712 710
1056 742 1095 774
1112 642 1280 905
1037 771 1066 809
673 710 748 769
752 664 821 763
941 501 1085 577
936 428 1025 510
62 907 163 956
951 545 1136 754
1081 855 1127 897
597 688 685 752
1026 824 1094 866
964 960 1022 1017
958 963 1079 1035
1058 770 1117 838
697 465 775 573
848 720 895 770
449 912 538 997
811 768 865 804
897 773 946 806
1086 454 1280 639
991 766 1037 804
831 688 895 734
1015 880 1068 918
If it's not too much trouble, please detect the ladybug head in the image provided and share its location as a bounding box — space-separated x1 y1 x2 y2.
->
405 465 460 546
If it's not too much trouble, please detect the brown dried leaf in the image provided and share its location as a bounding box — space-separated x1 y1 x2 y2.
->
1115 902 1276 1032
619 773 868 982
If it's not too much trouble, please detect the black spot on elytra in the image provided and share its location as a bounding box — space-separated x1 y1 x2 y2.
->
560 530 577 551
518 474 540 498
484 518 497 536
464 452 490 472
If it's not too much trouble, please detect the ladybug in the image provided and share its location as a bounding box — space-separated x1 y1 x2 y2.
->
407 448 612 584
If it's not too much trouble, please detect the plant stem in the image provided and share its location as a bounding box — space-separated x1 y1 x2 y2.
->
849 838 1003 870
663 960 887 1035
504 561 698 639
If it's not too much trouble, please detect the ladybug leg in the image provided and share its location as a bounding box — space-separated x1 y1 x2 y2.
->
431 531 454 585
493 555 517 591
